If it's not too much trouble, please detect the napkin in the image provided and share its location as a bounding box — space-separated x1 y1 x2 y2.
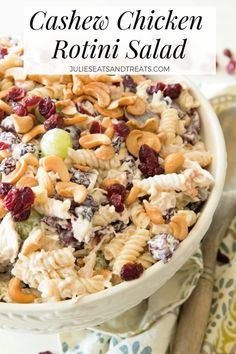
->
60 249 203 354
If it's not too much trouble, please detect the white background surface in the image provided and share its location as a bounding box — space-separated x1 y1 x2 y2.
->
0 1 235 353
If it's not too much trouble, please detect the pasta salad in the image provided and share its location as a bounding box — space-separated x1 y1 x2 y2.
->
0 38 214 303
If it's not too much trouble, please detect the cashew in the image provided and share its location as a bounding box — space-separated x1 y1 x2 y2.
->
104 126 115 139
84 81 110 94
27 75 61 86
177 210 197 227
108 96 137 110
169 215 188 240
126 130 161 157
164 152 184 174
79 133 111 149
2 158 28 184
59 75 72 84
8 277 36 304
127 97 147 116
16 176 38 189
11 114 34 133
5 67 27 81
37 166 54 196
63 115 88 126
63 84 73 100
101 117 113 129
0 150 11 161
0 99 13 114
132 75 146 84
100 117 115 138
56 181 88 203
143 200 164 224
127 117 158 132
89 75 122 83
72 75 84 95
0 89 11 100
76 95 96 104
61 101 77 116
83 83 110 108
40 156 70 182
94 102 123 119
73 163 90 172
100 178 120 189
21 153 39 167
21 229 45 256
95 145 115 160
22 124 45 143
125 186 142 206
0 199 7 219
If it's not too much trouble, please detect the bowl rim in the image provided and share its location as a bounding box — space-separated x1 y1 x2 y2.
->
0 76 227 312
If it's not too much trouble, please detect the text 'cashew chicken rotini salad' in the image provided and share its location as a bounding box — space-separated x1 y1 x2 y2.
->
0 38 214 303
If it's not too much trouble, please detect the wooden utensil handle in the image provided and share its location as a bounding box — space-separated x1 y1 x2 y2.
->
172 269 214 354
172 192 236 354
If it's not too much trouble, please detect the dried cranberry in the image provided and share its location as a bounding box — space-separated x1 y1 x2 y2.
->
138 144 164 177
163 83 182 99
90 121 104 134
113 122 130 138
23 95 42 107
59 229 83 250
0 47 8 59
13 208 31 222
107 183 126 212
226 59 236 74
38 351 53 354
146 82 166 95
77 103 94 116
123 75 137 93
109 194 124 212
0 109 5 121
3 187 34 215
139 163 164 177
39 97 56 118
7 88 25 102
107 184 126 202
12 102 28 116
0 182 11 198
223 48 233 58
44 113 63 130
0 142 10 150
139 144 156 163
120 263 144 281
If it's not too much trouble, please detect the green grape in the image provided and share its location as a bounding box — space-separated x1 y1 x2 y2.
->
40 128 73 159
15 209 41 240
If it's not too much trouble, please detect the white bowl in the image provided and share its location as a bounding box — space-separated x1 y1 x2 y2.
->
0 76 226 333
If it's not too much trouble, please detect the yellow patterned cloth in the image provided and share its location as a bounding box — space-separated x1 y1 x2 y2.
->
202 216 236 354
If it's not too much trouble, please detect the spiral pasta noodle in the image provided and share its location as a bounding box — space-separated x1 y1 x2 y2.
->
113 229 150 274
184 150 212 167
129 202 150 229
68 148 121 170
160 108 179 142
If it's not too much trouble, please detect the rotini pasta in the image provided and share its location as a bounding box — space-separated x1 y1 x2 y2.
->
129 202 150 229
160 108 179 143
176 89 200 112
113 229 150 274
68 148 121 170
